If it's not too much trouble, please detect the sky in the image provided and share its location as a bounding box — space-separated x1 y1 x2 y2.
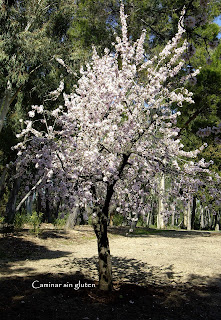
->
213 15 221 39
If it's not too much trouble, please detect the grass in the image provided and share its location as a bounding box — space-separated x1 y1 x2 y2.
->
132 227 166 236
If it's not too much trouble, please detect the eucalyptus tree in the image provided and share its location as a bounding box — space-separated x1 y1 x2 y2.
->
0 0 78 222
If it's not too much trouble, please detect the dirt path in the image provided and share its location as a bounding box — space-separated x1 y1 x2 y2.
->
1 226 220 287
0 226 221 320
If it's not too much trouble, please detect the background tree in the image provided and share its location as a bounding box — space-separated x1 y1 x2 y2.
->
68 0 221 58
0 0 79 222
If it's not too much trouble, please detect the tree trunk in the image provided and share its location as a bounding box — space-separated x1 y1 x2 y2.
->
66 205 80 229
204 209 210 229
26 194 33 216
6 177 21 224
93 208 112 291
45 195 53 223
191 196 196 229
171 211 175 227
200 206 205 230
91 154 129 290
214 213 220 231
109 204 116 227
36 192 42 214
184 201 191 231
0 168 7 197
146 210 151 228
0 91 11 134
208 209 212 229
215 211 220 231
0 84 23 133
157 173 165 229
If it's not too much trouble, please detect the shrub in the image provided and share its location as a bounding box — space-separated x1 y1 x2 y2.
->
14 211 27 230
53 213 69 229
29 211 43 236
0 215 5 225
113 213 124 226
136 215 146 227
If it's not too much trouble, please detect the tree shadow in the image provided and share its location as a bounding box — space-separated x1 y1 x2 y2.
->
2 228 74 240
0 228 220 319
107 226 219 238
65 255 185 286
0 234 71 276
0 262 220 320
38 229 71 240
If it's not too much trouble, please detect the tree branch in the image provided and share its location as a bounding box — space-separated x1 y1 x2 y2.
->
16 175 45 211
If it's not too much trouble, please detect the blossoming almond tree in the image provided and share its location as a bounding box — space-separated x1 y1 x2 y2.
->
13 5 220 290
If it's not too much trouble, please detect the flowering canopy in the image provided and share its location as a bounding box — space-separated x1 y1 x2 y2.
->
13 5 220 221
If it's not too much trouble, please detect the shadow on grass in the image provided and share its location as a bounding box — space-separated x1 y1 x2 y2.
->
0 266 220 320
107 226 220 238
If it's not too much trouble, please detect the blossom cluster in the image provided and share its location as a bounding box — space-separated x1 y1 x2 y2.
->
197 123 221 140
13 5 221 221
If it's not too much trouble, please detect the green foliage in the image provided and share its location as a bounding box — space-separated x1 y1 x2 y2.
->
87 214 93 226
53 213 68 229
177 43 221 173
136 215 146 227
113 213 124 226
68 0 221 59
0 214 5 224
14 211 27 230
28 211 43 236
0 0 78 167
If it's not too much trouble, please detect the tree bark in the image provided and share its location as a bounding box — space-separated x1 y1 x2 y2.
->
171 211 175 227
191 196 196 230
0 167 7 198
214 212 220 231
6 177 21 224
93 208 112 291
0 84 23 133
45 197 52 222
204 209 210 229
157 173 165 229
26 194 34 216
146 210 151 228
92 153 129 290
109 204 116 227
200 206 205 230
184 201 191 231
66 206 80 229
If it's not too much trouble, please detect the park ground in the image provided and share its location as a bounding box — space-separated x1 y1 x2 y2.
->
0 225 221 319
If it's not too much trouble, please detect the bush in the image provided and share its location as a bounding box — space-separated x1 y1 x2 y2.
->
113 213 124 226
53 213 69 229
136 216 145 227
29 211 43 236
87 214 93 226
0 215 5 225
14 212 27 230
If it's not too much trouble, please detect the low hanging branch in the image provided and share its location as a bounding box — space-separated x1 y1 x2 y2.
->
16 175 45 212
